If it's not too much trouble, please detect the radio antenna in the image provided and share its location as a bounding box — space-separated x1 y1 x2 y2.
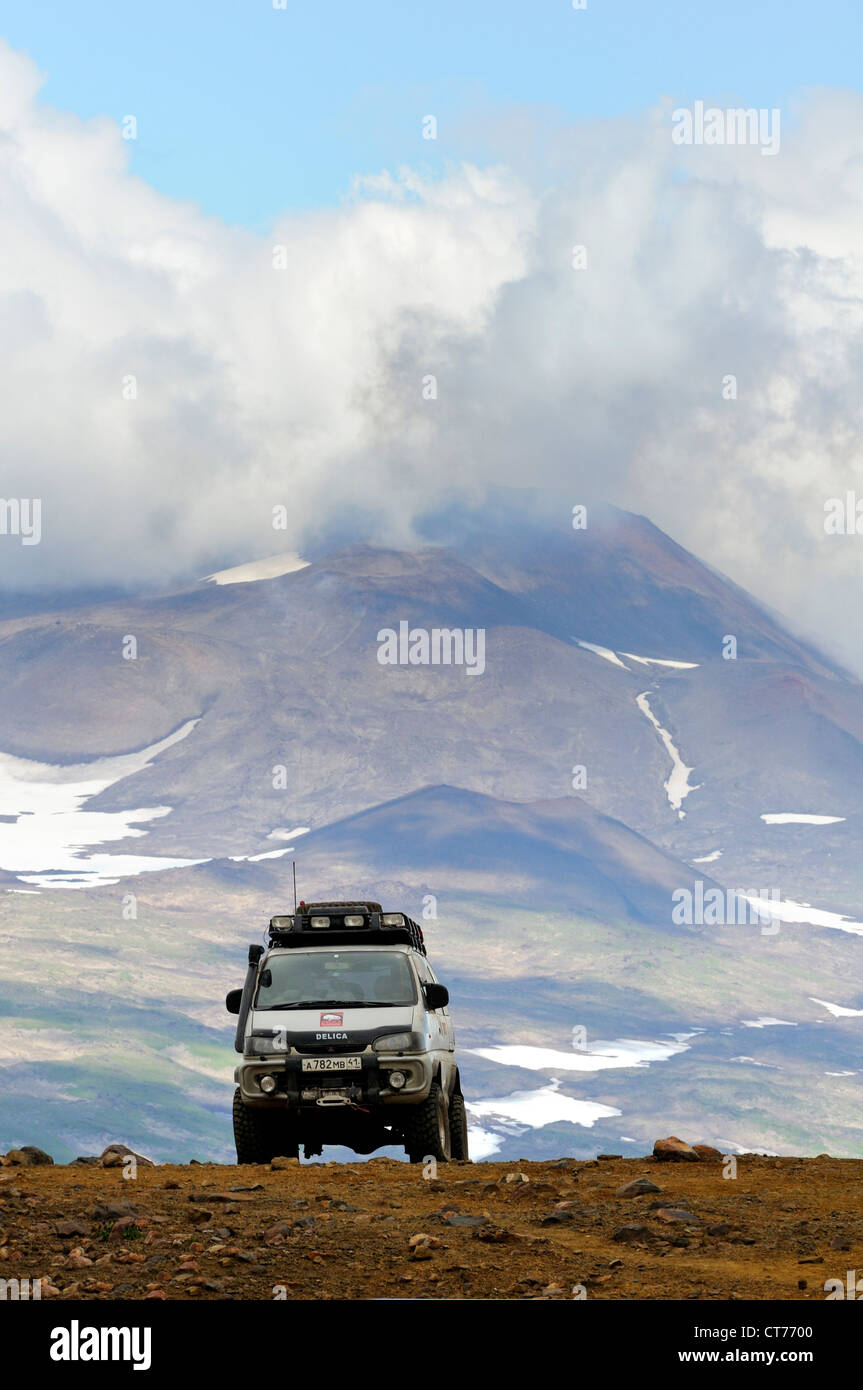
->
292 861 297 913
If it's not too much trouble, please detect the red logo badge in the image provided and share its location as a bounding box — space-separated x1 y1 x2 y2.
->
319 1011 343 1027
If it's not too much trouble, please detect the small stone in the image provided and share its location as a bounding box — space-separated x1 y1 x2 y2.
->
616 1178 662 1198
56 1220 90 1237
271 1156 300 1170
655 1208 698 1224
612 1224 653 1243
64 1249 93 1269
597 1154 623 1161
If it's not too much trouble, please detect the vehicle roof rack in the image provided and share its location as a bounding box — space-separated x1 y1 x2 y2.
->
267 903 426 955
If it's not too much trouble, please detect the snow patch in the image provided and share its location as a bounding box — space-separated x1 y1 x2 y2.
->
761 813 845 825
740 1017 797 1029
635 692 700 817
621 652 699 669
467 1078 621 1135
746 896 863 936
809 997 863 1018
0 721 207 888
469 1037 689 1073
204 553 309 585
575 640 628 668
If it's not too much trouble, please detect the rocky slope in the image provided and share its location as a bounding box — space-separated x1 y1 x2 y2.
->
1 1146 860 1302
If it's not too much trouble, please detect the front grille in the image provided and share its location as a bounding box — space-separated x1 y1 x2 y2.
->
293 1041 368 1055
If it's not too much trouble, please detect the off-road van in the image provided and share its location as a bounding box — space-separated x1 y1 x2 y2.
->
227 901 469 1163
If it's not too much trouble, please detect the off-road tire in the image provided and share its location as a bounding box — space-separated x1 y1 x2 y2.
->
233 1088 298 1164
405 1082 451 1163
448 1091 469 1161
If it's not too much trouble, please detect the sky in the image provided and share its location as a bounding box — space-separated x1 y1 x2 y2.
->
0 1 860 227
1 5 863 668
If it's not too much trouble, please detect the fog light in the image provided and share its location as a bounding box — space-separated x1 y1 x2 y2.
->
259 1074 277 1093
388 1071 407 1090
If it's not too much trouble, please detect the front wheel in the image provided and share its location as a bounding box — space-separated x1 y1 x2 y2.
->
405 1082 451 1164
232 1089 298 1163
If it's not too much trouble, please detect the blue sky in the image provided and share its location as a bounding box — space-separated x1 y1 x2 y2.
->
0 0 860 228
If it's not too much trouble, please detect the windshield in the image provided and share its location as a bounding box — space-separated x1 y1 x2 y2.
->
255 950 418 1010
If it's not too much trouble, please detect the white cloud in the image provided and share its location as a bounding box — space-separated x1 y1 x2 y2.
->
3 42 863 668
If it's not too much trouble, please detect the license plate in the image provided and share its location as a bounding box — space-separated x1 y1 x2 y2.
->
301 1056 363 1072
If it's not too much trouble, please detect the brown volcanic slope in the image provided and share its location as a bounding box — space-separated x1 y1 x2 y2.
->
2 1155 860 1301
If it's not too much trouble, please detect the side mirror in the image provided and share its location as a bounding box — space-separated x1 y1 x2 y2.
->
424 982 449 1010
226 988 242 1015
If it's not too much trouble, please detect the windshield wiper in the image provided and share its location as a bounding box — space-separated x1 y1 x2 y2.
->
258 999 410 1010
259 999 359 1011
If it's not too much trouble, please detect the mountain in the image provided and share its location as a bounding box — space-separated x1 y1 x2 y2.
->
1 496 862 1162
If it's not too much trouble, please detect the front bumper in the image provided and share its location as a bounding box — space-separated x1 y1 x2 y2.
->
235 1050 433 1108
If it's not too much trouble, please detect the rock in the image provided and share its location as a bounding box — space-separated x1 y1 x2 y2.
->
830 1235 851 1251
440 1212 487 1227
612 1224 653 1243
3 1146 54 1166
71 1157 101 1166
64 1248 93 1269
597 1153 623 1161
263 1222 292 1243
91 1202 135 1221
56 1220 90 1237
474 1225 519 1243
271 1156 300 1170
100 1144 155 1168
693 1145 723 1161
408 1233 440 1260
616 1178 662 1198
656 1207 698 1224
503 1171 529 1184
653 1136 700 1162
707 1223 731 1237
188 1208 213 1226
540 1210 578 1226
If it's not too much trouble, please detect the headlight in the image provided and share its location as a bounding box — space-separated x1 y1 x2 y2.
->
248 1033 286 1056
259 1074 277 1093
387 1071 407 1089
373 1031 421 1053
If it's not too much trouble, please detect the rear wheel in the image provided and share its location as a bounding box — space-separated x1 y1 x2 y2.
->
405 1082 451 1163
448 1091 470 1161
233 1089 298 1163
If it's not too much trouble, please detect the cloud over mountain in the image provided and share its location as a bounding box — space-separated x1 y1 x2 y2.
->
2 39 863 666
